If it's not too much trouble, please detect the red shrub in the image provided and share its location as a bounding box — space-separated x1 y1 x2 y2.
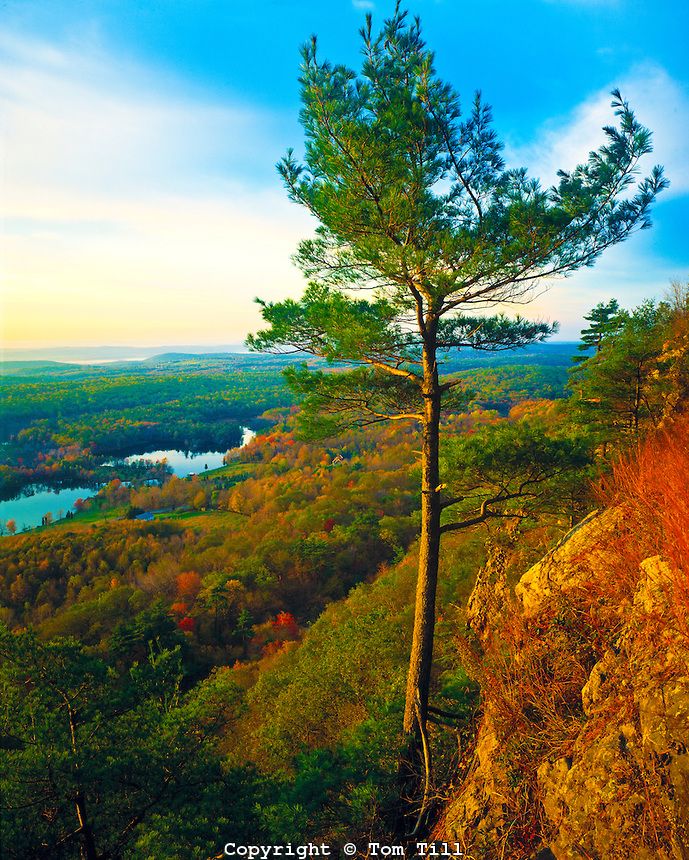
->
600 418 689 639
271 611 299 639
170 601 189 616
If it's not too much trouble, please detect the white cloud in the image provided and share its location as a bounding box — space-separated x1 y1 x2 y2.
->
352 0 376 10
1 32 686 348
497 66 689 335
505 64 689 198
522 241 689 340
0 31 314 347
0 30 293 196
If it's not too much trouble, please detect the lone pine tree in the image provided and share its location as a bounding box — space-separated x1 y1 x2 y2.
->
247 6 667 741
572 298 626 363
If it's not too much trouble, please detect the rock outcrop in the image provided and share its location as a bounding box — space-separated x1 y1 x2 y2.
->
436 509 689 859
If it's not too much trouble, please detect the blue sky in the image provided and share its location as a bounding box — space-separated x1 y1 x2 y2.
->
1 0 688 347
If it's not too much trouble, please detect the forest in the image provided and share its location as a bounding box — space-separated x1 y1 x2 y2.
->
2 4 687 859
2 285 689 857
0 352 568 505
0 354 295 499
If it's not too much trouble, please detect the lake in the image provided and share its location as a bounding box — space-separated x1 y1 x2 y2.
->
0 428 258 532
125 449 227 477
0 486 95 533
124 427 256 478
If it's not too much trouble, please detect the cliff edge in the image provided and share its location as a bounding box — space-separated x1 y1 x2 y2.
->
436 503 689 859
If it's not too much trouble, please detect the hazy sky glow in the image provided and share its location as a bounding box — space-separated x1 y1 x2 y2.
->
1 0 688 349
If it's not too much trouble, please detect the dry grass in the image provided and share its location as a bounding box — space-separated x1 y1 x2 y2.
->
437 421 689 858
600 418 689 641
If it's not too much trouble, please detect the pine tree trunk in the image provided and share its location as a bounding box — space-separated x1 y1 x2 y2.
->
75 793 99 860
633 364 642 434
404 342 442 734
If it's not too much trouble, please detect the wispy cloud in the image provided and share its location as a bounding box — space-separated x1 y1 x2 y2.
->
352 0 375 10
501 65 689 332
522 240 687 339
1 31 686 348
0 31 313 347
0 30 290 196
505 64 689 197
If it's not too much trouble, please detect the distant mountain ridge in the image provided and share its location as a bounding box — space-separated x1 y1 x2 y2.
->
3 341 579 366
1 344 248 363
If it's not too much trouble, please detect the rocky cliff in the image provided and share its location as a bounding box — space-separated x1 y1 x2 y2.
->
436 506 689 859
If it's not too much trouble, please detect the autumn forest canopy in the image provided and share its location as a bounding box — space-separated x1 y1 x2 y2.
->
2 287 688 856
2 5 688 860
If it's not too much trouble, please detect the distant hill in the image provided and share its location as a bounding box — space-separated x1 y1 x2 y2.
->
0 361 80 377
2 342 579 366
441 340 578 371
1 345 248 363
0 344 581 381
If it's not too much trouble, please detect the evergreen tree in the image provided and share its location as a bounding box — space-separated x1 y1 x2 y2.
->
247 6 667 743
569 300 659 440
572 298 626 363
440 421 592 532
0 626 260 859
569 296 689 443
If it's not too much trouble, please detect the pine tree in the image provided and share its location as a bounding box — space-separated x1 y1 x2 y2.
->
569 297 687 442
0 625 259 858
247 6 667 744
572 298 626 363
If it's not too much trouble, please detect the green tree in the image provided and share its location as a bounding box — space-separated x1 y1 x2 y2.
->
440 421 592 532
0 625 258 859
247 6 667 739
569 290 689 445
569 299 666 441
572 298 626 363
235 607 255 657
